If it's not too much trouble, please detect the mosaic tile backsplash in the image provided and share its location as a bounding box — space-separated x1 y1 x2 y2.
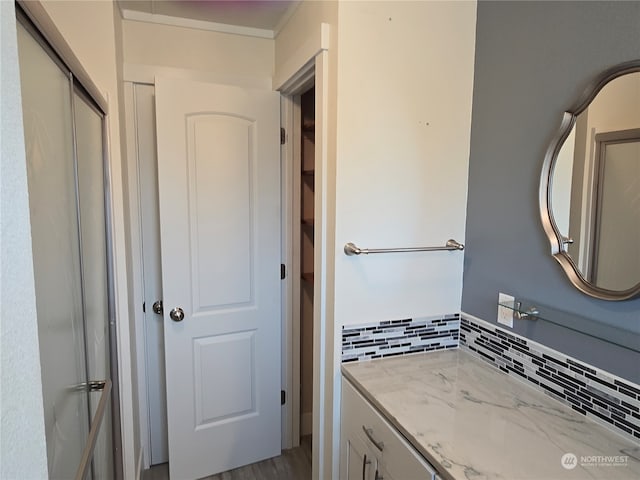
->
460 314 640 442
341 314 459 363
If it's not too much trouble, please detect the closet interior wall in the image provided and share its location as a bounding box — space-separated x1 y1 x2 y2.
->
300 87 315 437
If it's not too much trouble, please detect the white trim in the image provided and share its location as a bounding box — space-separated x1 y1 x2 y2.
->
274 23 330 91
123 63 272 90
279 61 315 98
123 81 152 470
313 49 341 480
311 60 325 478
120 8 275 39
577 127 598 274
104 93 138 480
280 96 295 450
292 97 303 448
279 32 332 480
281 93 305 450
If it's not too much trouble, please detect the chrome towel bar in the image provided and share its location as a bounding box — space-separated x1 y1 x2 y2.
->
344 239 464 256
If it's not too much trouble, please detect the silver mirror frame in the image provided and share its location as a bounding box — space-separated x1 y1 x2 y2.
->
540 59 640 301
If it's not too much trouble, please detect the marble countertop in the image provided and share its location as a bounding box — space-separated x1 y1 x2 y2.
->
341 349 640 480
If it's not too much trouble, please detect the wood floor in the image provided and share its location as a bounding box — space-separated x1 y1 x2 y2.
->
143 437 312 480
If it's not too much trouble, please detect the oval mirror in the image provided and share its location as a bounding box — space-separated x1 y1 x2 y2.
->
540 60 640 301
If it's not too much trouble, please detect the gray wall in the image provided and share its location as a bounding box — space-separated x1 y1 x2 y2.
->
462 1 640 382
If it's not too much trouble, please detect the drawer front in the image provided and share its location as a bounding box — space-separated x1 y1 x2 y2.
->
342 378 437 480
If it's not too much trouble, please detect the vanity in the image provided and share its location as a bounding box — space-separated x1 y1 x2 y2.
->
340 349 640 480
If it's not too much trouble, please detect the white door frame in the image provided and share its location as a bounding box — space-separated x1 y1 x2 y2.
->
277 23 331 480
122 80 152 472
280 92 300 450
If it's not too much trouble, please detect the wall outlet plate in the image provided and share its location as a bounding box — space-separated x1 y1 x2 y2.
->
497 292 515 328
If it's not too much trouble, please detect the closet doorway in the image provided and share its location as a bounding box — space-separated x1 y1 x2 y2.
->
283 78 317 454
297 87 316 445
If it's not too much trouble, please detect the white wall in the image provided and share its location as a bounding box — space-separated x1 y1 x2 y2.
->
123 19 274 87
334 1 477 326
0 1 49 477
276 0 320 70
275 0 337 78
37 1 138 478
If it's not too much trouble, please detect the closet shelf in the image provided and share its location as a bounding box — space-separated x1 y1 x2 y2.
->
301 272 314 284
301 218 314 227
302 169 315 177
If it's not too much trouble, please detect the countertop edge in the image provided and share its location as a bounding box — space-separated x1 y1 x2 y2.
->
341 364 457 480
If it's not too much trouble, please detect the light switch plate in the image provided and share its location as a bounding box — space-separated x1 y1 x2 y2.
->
497 292 515 328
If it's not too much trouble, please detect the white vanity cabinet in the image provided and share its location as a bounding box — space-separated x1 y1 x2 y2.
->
340 378 439 480
343 431 377 480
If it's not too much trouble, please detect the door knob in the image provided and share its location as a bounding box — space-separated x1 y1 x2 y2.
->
169 307 185 322
152 300 163 315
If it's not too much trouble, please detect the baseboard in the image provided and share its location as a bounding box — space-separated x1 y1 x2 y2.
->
300 411 312 436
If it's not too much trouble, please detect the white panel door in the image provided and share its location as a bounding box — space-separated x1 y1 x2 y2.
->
155 77 281 479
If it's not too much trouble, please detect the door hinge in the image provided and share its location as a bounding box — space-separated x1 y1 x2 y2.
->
281 263 286 280
280 127 286 145
281 390 286 406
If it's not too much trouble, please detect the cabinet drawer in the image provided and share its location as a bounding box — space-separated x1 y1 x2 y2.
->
342 378 437 480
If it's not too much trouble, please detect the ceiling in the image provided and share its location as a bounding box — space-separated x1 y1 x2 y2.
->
118 0 299 34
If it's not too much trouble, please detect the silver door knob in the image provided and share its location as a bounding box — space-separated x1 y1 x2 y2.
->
152 300 163 315
169 307 185 322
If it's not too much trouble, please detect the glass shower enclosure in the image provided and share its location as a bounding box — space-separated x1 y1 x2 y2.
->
16 9 120 480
